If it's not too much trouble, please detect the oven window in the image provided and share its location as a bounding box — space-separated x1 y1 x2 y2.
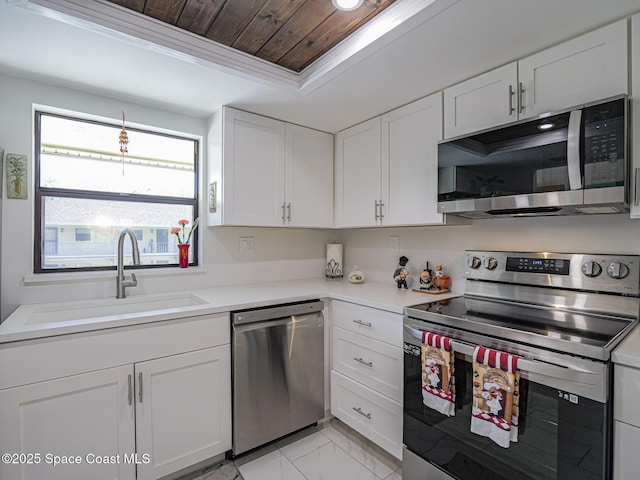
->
404 352 610 480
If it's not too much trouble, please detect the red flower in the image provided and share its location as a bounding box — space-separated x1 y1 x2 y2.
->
177 219 189 226
170 227 180 235
171 218 199 245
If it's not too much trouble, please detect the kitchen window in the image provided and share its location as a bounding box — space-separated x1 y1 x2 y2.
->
34 112 199 273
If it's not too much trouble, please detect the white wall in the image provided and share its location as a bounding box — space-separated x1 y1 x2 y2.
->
0 74 339 321
339 214 640 293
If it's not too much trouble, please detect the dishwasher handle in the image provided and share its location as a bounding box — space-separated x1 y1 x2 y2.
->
232 300 324 326
233 311 323 334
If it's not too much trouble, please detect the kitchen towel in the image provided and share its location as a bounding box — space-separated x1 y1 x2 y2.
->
421 331 455 416
470 346 520 448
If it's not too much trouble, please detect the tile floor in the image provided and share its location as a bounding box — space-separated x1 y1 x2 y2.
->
186 419 402 480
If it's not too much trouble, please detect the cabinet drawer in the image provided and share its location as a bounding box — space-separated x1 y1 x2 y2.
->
614 421 640 480
332 301 402 347
614 365 640 426
332 326 402 402
330 370 402 459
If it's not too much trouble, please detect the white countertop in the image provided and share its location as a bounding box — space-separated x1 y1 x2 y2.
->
612 324 640 369
0 278 459 344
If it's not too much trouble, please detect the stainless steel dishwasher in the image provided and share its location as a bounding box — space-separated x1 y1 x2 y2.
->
231 300 325 456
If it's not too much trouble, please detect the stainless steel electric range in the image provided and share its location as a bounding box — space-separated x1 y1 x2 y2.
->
403 251 640 480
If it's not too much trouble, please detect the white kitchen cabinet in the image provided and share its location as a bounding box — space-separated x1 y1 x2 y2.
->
335 92 444 227
613 363 640 479
208 107 333 227
330 300 403 458
444 19 628 138
381 93 443 225
135 346 231 480
444 62 518 139
630 13 640 218
0 365 136 480
335 117 382 227
284 123 334 227
0 313 232 480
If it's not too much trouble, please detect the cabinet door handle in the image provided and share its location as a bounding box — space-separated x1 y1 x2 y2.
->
374 200 380 220
287 202 291 222
138 372 143 404
353 319 372 327
635 168 640 206
352 406 372 419
281 203 286 222
518 82 525 114
379 201 384 219
354 357 373 367
508 84 515 115
127 374 133 406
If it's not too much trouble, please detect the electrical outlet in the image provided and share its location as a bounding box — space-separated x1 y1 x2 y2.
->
390 235 399 253
240 236 255 252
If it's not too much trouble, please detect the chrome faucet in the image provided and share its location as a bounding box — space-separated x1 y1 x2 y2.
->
116 228 141 299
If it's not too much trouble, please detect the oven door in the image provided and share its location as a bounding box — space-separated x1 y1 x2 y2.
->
403 319 612 480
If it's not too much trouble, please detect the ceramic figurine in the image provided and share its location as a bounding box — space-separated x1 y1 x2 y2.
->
433 264 451 291
393 256 409 289
419 262 434 290
348 265 365 284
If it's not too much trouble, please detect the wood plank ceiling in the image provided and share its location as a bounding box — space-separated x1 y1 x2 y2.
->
106 0 396 72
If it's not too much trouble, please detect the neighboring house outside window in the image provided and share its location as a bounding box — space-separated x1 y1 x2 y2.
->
35 112 199 273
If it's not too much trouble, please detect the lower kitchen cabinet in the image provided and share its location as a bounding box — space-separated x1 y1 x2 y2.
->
331 370 402 459
613 363 640 479
0 313 232 480
330 300 403 459
135 346 231 480
0 365 136 480
0 345 230 480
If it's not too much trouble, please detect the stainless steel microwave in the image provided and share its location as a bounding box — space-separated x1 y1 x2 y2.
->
437 95 629 218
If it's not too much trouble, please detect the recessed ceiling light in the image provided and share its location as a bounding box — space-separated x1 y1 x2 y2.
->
333 0 365 12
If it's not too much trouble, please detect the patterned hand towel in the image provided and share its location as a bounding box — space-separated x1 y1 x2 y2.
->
421 331 455 416
470 346 520 448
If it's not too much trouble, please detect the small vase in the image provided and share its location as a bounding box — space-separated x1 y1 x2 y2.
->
178 244 190 268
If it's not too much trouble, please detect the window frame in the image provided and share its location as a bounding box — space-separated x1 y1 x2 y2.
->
34 111 200 274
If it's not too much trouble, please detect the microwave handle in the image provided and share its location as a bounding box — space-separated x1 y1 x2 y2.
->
403 325 600 386
567 109 582 190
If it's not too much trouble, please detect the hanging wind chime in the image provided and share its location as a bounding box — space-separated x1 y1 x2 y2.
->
119 111 129 176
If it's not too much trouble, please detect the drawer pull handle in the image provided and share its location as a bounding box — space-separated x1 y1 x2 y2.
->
354 357 373 367
352 406 372 419
138 372 143 403
127 374 133 406
353 320 372 327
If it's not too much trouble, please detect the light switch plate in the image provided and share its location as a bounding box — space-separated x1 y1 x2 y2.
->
240 236 255 251
390 236 399 253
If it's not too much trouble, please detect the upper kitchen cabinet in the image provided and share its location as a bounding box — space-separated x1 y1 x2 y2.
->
631 13 640 219
284 124 334 228
207 107 333 228
335 92 444 227
444 19 628 138
335 117 383 227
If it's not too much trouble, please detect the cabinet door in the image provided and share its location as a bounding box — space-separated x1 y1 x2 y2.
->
631 13 640 218
223 108 286 226
614 421 640 480
382 92 444 225
135 346 231 480
443 62 518 138
335 117 382 227
0 365 135 480
519 19 628 119
285 124 334 227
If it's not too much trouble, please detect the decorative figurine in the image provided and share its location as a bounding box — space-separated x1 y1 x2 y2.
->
393 256 409 289
419 262 434 290
433 264 451 291
348 266 365 284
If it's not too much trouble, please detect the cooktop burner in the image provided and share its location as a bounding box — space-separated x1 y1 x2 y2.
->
405 251 640 361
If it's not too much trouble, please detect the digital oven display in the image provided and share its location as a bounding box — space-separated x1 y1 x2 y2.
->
506 257 571 275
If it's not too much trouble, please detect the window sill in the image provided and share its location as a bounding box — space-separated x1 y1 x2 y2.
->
23 266 208 285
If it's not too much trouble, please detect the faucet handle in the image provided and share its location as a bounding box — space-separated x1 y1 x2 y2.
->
130 273 137 287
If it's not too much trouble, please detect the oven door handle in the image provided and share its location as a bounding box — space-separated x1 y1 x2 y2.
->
404 326 600 386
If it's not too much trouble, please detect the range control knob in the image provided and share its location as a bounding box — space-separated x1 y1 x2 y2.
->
483 257 498 270
581 261 602 278
607 262 629 279
467 256 481 269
